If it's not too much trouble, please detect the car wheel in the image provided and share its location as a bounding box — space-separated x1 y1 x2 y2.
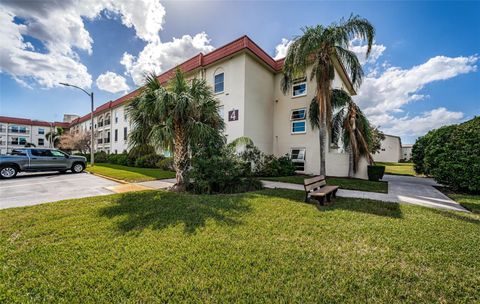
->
71 162 85 173
0 165 18 179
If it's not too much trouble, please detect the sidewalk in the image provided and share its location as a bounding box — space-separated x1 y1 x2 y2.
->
261 175 468 212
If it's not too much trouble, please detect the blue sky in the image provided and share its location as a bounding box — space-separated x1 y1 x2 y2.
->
1 1 479 143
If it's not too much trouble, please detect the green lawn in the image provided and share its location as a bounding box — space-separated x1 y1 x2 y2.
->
375 162 416 176
1 189 479 302
449 193 480 214
86 163 175 182
261 175 388 193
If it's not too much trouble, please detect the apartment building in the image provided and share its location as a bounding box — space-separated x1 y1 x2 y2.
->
0 116 69 154
65 36 368 178
372 134 403 162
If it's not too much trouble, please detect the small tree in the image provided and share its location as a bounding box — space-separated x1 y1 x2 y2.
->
46 127 64 147
59 132 91 153
369 126 385 155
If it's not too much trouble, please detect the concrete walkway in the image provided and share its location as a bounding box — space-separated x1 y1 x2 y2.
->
262 174 468 212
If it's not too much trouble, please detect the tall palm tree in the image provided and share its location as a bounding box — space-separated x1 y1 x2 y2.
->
313 89 373 177
45 126 64 148
281 15 374 175
127 69 225 191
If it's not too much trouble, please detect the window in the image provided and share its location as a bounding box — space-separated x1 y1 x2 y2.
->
11 149 26 156
291 108 306 134
11 125 18 133
38 138 44 146
123 127 127 140
31 149 52 157
38 128 45 135
214 72 224 93
218 106 224 120
291 108 306 120
51 150 67 157
291 148 306 171
18 137 27 145
114 129 118 142
292 79 307 97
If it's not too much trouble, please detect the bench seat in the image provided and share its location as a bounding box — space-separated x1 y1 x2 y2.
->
303 175 339 205
309 185 339 197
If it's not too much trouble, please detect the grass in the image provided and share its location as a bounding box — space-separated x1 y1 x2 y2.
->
1 189 479 302
261 175 388 193
86 163 175 182
448 193 480 214
375 162 416 176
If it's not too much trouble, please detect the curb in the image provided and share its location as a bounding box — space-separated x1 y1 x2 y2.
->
86 171 129 184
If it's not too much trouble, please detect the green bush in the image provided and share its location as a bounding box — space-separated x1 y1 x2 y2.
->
107 153 129 166
157 157 174 171
367 165 385 181
94 151 108 163
188 150 262 194
257 154 296 177
134 153 164 168
127 145 156 166
421 117 480 192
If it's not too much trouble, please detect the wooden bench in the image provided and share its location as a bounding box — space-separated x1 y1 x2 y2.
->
303 175 339 205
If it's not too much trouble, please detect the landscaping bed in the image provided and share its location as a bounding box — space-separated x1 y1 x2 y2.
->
1 189 479 302
86 163 175 182
261 175 388 193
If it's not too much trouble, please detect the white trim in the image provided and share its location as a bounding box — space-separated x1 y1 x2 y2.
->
214 70 225 94
291 81 307 98
291 120 307 134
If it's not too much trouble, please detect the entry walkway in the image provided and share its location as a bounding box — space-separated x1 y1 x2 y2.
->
261 175 468 212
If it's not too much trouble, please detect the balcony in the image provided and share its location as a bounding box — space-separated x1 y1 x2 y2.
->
0 141 5 146
0 127 6 133
10 141 27 146
98 121 104 128
104 120 111 126
103 138 110 144
97 139 103 144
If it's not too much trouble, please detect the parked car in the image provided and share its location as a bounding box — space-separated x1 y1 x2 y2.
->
0 148 87 179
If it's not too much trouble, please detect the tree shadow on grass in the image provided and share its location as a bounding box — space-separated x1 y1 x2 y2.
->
259 188 403 219
427 208 480 225
98 190 253 234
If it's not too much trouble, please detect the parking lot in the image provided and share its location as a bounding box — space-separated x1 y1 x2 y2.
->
0 172 119 209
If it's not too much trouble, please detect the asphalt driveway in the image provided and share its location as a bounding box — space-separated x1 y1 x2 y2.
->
0 172 119 210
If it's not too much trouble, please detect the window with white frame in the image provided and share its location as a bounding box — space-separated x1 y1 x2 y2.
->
38 128 44 135
291 148 306 172
291 108 306 134
214 72 224 93
38 138 44 146
292 78 307 97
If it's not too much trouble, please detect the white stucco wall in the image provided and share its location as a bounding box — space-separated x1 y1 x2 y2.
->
373 134 402 162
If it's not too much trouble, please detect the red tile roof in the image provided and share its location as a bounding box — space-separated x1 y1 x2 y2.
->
0 116 69 128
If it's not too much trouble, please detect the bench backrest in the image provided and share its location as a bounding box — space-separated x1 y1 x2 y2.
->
304 175 326 192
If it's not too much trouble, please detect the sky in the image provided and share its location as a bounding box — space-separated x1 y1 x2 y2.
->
0 1 479 144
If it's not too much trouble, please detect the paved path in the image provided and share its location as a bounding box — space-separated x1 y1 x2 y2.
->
0 172 118 209
261 174 468 212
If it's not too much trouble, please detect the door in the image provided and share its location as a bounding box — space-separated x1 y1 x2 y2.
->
29 149 68 170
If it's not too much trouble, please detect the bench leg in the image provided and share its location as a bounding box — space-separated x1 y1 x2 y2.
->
326 193 332 203
332 190 337 199
305 193 309 203
318 196 325 206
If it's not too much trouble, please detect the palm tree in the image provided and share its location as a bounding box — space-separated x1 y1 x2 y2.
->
313 89 373 177
281 15 374 175
46 126 64 148
127 69 225 191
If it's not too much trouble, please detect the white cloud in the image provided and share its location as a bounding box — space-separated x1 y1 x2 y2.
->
274 38 293 60
353 54 478 138
356 55 478 117
121 32 215 86
349 39 386 65
0 0 167 89
376 108 464 137
96 71 129 93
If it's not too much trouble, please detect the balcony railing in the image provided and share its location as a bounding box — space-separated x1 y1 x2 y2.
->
98 122 104 127
104 138 110 144
0 128 6 133
104 120 111 126
0 141 5 145
97 139 103 144
10 141 27 146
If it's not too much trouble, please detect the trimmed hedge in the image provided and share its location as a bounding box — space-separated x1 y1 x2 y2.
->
412 117 480 192
135 153 164 168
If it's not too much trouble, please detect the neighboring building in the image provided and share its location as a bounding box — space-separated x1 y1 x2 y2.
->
402 144 413 161
2 36 368 178
0 116 69 154
372 134 402 163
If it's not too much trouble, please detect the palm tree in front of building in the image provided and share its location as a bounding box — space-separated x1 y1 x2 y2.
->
127 69 224 191
281 15 375 175
310 89 373 177
46 126 64 148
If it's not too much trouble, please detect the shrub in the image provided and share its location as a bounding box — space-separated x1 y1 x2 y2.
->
94 151 108 163
256 154 296 177
422 117 480 192
157 157 174 171
127 145 156 166
188 150 262 194
107 153 129 166
134 153 164 168
367 165 385 181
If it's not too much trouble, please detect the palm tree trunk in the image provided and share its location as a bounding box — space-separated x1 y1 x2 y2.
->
172 125 189 192
319 122 326 176
347 145 354 178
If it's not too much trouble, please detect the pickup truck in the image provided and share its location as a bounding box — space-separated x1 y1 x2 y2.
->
0 148 87 179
